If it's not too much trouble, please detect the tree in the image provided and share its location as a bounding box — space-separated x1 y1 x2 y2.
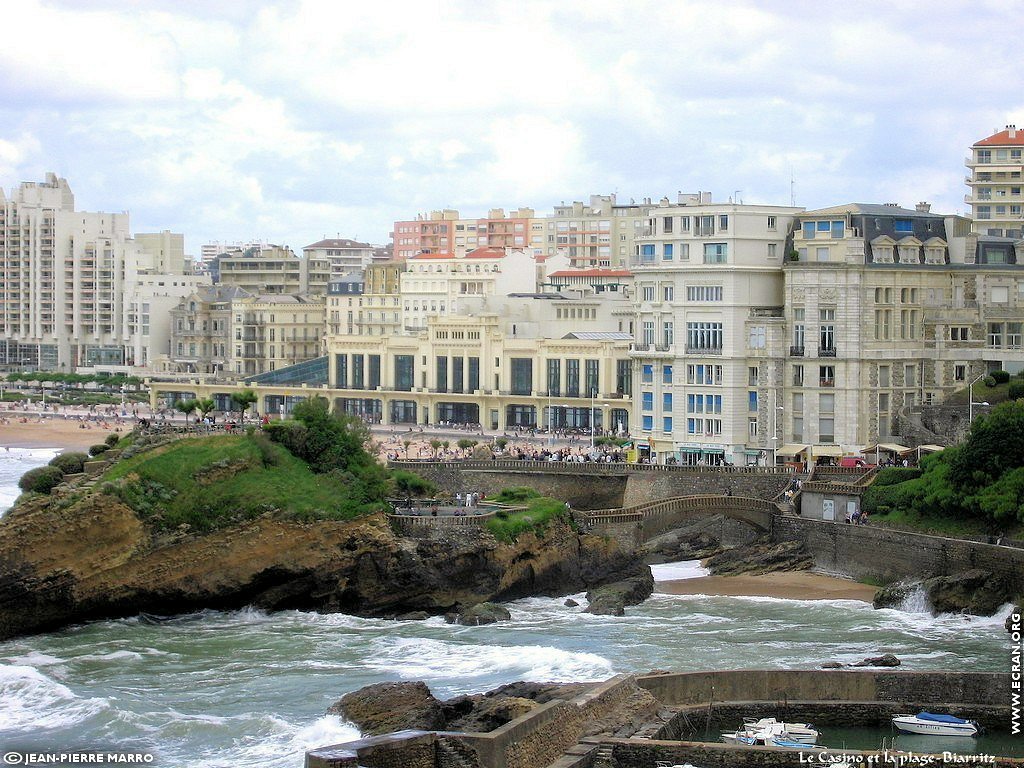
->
231 389 258 421
402 439 412 459
951 400 1024 495
196 398 216 419
174 399 198 424
429 438 442 457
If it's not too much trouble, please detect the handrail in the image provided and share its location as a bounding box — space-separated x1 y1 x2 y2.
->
586 493 783 522
387 460 795 475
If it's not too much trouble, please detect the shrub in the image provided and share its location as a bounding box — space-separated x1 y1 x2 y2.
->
1009 381 1024 401
104 433 120 447
983 375 997 388
991 370 1011 384
250 432 279 467
492 486 541 503
18 466 66 494
89 443 110 457
49 452 89 475
390 469 436 497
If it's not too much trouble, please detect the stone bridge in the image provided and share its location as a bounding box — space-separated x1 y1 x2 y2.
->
584 494 783 545
388 460 794 511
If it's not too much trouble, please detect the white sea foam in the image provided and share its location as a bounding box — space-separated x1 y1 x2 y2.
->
364 636 613 683
0 447 60 516
75 650 145 663
0 663 109 732
650 559 710 581
3 652 66 668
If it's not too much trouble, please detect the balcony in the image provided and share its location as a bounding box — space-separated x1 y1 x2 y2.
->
789 345 805 357
819 378 835 387
818 347 837 357
685 346 722 355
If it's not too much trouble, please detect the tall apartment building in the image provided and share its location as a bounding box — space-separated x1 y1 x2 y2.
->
214 245 330 295
392 208 535 261
303 238 382 276
630 197 803 465
327 261 404 338
163 285 252 376
965 125 1023 238
201 239 270 266
0 173 204 372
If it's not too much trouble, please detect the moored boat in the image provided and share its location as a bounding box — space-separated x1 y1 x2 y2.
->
891 712 980 737
721 716 819 746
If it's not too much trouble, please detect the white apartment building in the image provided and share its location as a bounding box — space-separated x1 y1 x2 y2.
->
399 248 568 331
965 125 1024 239
303 238 383 276
0 173 204 372
630 197 803 465
214 245 331 295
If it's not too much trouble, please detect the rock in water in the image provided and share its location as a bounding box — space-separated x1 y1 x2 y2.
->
445 602 511 626
564 598 579 607
329 681 445 734
585 570 654 616
852 653 900 667
875 570 1014 617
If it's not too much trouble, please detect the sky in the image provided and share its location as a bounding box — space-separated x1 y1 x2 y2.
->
1 0 1022 256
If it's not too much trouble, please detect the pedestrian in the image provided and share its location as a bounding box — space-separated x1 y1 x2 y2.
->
456 492 462 507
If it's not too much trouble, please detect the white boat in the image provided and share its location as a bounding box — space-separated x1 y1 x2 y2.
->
891 712 980 737
721 717 819 746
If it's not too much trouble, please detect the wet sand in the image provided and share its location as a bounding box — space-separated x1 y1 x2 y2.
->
0 419 122 451
656 570 878 602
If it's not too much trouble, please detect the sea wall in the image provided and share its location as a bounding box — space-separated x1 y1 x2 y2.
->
773 517 1024 593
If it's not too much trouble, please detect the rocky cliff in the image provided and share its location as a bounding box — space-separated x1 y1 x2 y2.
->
0 489 644 641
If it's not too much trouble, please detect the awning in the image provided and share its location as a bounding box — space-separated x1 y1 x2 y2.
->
810 444 845 458
861 442 910 455
680 447 701 454
743 449 762 455
901 444 944 455
776 443 809 456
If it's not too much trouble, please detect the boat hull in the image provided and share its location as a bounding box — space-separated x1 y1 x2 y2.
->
892 717 978 737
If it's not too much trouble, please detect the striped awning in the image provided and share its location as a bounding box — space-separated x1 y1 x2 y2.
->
810 444 845 458
776 443 809 456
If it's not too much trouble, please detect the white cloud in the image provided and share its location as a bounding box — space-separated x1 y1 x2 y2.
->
0 0 1021 251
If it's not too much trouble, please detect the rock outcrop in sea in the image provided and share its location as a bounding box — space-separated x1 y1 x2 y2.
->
0 484 646 641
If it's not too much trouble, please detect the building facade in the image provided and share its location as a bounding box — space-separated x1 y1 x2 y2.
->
965 125 1024 239
0 173 203 372
214 245 330 295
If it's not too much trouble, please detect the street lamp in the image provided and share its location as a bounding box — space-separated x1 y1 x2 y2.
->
968 373 990 427
590 390 607 450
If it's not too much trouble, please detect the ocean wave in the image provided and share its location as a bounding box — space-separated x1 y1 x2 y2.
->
0 664 109 732
363 636 613 683
650 559 710 581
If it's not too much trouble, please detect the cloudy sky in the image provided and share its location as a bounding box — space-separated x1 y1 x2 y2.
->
1 0 1021 255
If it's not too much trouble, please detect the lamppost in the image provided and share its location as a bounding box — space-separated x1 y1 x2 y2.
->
590 390 607 450
968 373 989 427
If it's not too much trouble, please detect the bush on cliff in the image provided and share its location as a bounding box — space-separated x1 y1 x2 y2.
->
49 452 89 475
864 400 1024 532
88 443 110 457
264 397 388 507
390 470 436 498
18 466 66 494
485 494 568 542
101 433 386 532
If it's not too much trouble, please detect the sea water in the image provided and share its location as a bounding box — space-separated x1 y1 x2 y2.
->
0 452 1017 767
0 446 59 515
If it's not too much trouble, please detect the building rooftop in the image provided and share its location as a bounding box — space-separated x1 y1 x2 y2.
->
304 238 373 250
548 269 632 278
465 247 508 259
974 125 1022 147
563 331 634 340
801 203 945 219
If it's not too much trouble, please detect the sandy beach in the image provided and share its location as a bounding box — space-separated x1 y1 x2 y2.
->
656 570 878 602
0 418 123 451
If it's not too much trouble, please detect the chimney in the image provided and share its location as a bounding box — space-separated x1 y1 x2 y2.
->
916 202 931 213
1008 124 1018 139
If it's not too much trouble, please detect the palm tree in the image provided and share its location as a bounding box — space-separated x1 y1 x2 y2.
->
174 399 198 427
231 389 258 422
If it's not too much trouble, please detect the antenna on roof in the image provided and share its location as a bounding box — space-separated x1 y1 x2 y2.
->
790 167 796 207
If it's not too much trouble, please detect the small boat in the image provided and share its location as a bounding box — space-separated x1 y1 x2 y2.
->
891 712 980 737
722 717 819 746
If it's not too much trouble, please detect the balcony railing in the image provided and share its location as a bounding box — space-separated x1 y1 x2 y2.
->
789 345 805 357
818 347 837 357
819 378 835 387
685 346 722 355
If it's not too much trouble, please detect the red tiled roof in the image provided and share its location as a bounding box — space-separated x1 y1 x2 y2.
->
465 247 507 259
975 127 1023 147
409 252 455 259
548 269 632 277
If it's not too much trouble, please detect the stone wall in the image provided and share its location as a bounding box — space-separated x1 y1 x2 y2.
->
620 469 792 508
773 517 1024 593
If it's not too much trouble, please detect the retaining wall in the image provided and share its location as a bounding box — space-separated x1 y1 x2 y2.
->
773 517 1024 593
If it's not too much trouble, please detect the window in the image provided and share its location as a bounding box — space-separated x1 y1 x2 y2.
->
879 365 890 387
642 286 655 301
663 417 673 433
793 308 805 351
640 244 655 261
953 363 966 382
894 219 913 233
686 322 723 351
663 243 674 260
679 216 690 232
767 243 777 259
662 321 674 347
749 326 766 349
696 215 714 236
874 310 891 340
686 394 723 414
719 215 729 231
748 391 758 412
547 359 561 396
616 359 631 395
686 364 723 385
663 216 673 234
792 416 803 442
819 393 835 413
793 365 804 386
949 326 969 341
703 243 727 263
992 286 1009 303
905 364 917 387
819 309 835 352
642 321 655 345
566 359 580 397
793 393 804 412
641 392 653 411
988 323 1003 347
816 246 829 262
748 366 759 386
663 285 674 301
1009 322 1022 348
663 393 673 411
767 216 777 230
819 365 835 387
749 417 758 439
819 418 835 443
510 358 533 395
679 243 690 260
642 364 653 383
686 285 723 301
642 415 653 431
